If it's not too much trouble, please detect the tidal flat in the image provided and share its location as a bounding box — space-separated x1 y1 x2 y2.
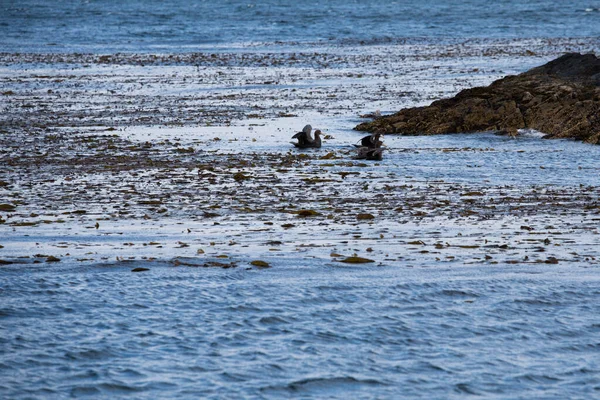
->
1 39 599 268
1 39 600 398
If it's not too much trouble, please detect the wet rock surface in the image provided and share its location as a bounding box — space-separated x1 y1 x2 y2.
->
356 53 600 144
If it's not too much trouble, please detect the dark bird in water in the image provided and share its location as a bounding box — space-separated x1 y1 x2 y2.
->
292 124 313 146
355 132 382 148
292 125 322 148
355 140 384 160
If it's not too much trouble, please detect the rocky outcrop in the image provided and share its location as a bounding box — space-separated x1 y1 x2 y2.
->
355 53 600 144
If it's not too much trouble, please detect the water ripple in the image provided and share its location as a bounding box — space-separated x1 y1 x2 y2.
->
2 247 600 399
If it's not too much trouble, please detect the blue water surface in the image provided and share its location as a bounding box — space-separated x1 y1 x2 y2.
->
2 0 600 52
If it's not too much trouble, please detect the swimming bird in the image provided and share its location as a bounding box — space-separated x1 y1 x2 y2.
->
355 132 382 148
291 126 322 148
291 124 314 146
292 130 321 148
355 140 384 160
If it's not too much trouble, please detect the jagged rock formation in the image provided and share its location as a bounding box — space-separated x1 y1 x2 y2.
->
355 53 600 144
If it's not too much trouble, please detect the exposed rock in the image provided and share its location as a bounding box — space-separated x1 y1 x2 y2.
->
355 53 600 144
356 213 375 220
338 256 375 264
0 204 16 212
250 260 271 268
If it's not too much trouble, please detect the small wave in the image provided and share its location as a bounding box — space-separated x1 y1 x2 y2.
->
561 343 600 352
220 371 252 383
518 128 548 138
513 373 561 384
225 304 262 312
97 382 145 393
129 303 150 309
261 376 386 395
70 386 101 397
141 381 178 390
291 376 385 388
454 383 481 395
314 330 349 342
440 289 480 297
0 362 14 371
258 315 288 325
418 361 451 373
0 308 13 318
560 367 598 377
68 369 100 380
188 365 220 373
64 348 115 361
513 298 561 306
115 368 147 378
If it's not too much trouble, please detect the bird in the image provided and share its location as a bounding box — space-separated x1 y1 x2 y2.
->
355 140 384 160
293 130 321 148
291 124 314 146
291 125 322 148
355 132 382 148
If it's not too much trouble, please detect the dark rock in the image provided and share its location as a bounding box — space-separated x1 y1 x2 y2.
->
356 213 375 220
250 260 271 268
131 267 150 272
0 204 16 212
338 256 375 264
355 53 600 144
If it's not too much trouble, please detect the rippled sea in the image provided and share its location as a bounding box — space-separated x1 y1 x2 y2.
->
2 0 600 52
1 256 599 398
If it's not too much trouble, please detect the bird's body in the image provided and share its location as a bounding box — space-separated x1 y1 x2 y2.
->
355 146 384 161
291 124 314 146
292 130 322 148
291 125 322 148
355 138 384 160
357 132 382 148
